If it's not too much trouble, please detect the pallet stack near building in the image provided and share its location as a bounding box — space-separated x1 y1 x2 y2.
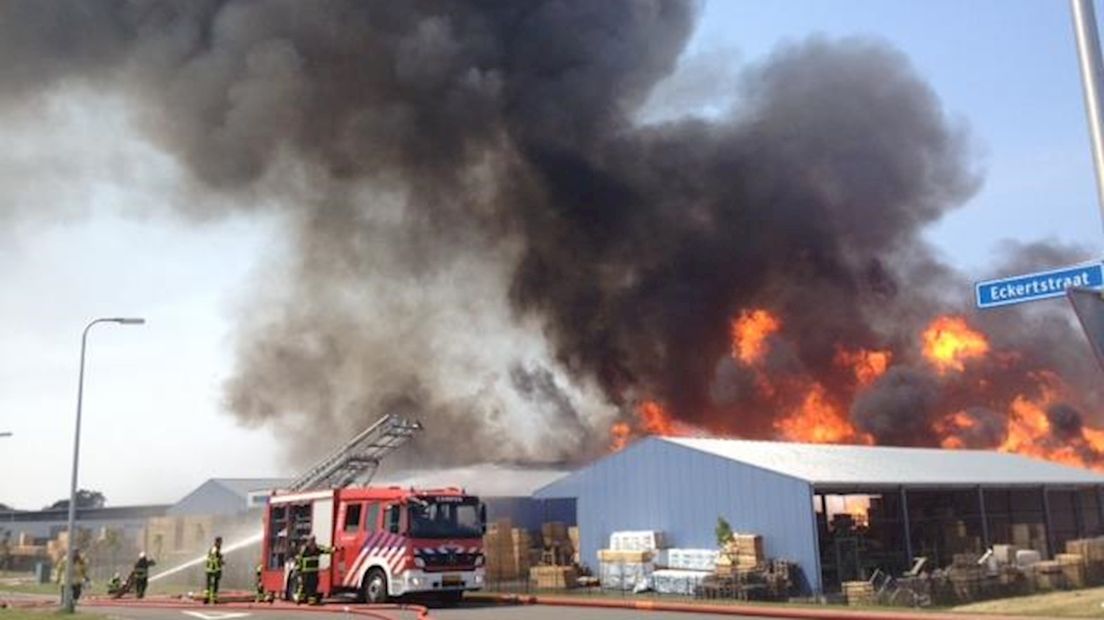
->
1031 560 1063 590
1065 537 1104 584
1056 553 1085 588
527 521 580 590
716 533 764 576
597 530 666 591
842 580 874 606
483 518 531 581
529 565 578 589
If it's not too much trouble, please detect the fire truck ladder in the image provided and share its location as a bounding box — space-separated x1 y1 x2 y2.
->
287 414 423 491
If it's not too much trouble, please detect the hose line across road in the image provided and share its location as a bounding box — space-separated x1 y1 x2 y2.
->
11 593 1040 620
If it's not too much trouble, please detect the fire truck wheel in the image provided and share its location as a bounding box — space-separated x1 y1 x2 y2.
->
362 568 388 604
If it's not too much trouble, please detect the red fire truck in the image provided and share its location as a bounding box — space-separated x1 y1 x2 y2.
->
259 485 486 603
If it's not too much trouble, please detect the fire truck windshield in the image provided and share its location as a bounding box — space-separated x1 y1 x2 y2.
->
408 497 483 539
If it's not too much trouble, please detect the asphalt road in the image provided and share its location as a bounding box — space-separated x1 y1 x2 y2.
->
80 602 775 620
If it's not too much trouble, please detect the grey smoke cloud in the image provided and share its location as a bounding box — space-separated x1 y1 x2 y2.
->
6 1 1099 465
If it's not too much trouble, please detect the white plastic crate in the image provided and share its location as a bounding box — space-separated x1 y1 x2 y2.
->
609 530 668 551
599 561 655 591
653 569 710 595
666 548 719 572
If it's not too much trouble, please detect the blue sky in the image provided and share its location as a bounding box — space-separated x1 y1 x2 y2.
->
695 0 1103 271
2 1 1103 509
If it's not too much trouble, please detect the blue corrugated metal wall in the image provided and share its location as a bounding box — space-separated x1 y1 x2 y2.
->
483 497 576 532
534 438 821 593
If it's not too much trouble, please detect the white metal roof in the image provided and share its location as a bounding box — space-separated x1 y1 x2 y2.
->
212 478 294 498
376 464 569 496
661 437 1104 487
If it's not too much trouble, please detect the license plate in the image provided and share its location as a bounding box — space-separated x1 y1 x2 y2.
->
442 574 463 586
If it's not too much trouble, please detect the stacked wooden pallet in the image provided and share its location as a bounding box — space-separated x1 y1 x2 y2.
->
716 533 763 576
1032 560 1063 590
540 521 573 566
529 565 578 589
948 556 984 601
483 518 531 581
568 526 580 565
1056 553 1086 588
842 580 874 606
1065 537 1104 585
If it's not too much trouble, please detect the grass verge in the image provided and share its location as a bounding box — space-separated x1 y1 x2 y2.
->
953 586 1104 617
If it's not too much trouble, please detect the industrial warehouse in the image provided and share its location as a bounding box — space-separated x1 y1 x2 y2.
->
523 436 1104 602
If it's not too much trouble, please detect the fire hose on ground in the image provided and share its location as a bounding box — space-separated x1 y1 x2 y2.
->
7 591 430 617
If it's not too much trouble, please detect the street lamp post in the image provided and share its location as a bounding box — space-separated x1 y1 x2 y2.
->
62 317 144 613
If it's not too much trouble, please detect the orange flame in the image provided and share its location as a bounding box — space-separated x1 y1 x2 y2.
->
834 348 891 386
1084 427 1104 453
922 316 989 373
774 384 868 444
610 422 631 452
638 400 676 436
935 411 976 449
1000 393 1053 458
731 309 781 365
608 400 688 452
845 497 871 528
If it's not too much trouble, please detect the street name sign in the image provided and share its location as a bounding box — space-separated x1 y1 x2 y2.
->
975 262 1104 309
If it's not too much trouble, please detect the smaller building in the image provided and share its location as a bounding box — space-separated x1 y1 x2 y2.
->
534 437 1104 594
168 478 292 517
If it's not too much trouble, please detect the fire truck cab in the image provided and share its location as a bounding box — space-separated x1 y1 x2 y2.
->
260 486 486 603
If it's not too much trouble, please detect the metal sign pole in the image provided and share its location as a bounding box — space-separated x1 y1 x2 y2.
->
1071 0 1104 230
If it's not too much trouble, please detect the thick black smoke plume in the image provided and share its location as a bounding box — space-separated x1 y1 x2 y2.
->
4 1 1100 467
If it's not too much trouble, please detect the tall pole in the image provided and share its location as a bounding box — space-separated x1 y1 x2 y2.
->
1071 0 1104 228
62 317 144 613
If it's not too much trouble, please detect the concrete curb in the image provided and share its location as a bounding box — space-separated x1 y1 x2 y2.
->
466 592 1033 620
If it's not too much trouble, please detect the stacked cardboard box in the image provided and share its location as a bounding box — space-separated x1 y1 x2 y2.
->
949 562 983 600
599 530 666 591
842 580 874 606
598 549 654 563
725 533 764 570
1065 538 1104 585
529 565 578 589
568 526 580 565
541 521 573 565
1057 553 1086 588
483 519 532 581
1011 524 1034 549
541 522 568 543
1032 560 1063 590
991 544 1020 566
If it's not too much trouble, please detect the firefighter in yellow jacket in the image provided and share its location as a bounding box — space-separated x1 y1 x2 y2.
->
295 536 333 605
254 562 265 602
203 537 224 604
54 549 88 603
